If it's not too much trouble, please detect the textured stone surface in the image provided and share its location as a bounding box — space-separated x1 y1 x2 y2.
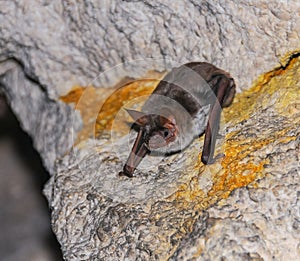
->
0 61 81 174
1 0 300 97
1 1 300 260
1 0 300 171
44 56 300 260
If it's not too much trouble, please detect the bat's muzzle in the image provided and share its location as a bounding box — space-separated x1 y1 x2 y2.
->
119 129 149 177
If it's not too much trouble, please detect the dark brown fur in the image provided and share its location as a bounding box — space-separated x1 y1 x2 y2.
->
120 62 236 177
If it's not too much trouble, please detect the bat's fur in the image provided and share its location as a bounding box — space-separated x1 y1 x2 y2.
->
120 62 235 177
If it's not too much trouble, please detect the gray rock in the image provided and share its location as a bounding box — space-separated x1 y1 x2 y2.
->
1 0 299 171
1 0 300 260
0 60 82 174
1 1 299 97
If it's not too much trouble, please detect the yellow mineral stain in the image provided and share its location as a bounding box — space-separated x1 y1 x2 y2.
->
224 52 300 125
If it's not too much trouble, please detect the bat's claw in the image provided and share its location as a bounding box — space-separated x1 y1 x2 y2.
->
119 171 134 178
201 155 210 165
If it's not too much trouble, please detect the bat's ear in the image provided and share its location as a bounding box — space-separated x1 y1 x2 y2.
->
125 108 149 126
160 115 177 129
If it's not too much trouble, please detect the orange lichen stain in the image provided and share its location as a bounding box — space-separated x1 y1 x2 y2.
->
60 86 85 104
60 86 111 144
59 77 162 144
211 138 267 196
94 79 159 137
279 49 300 66
169 130 270 211
172 131 295 213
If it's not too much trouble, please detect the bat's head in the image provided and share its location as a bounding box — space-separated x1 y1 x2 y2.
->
126 109 179 150
119 108 179 177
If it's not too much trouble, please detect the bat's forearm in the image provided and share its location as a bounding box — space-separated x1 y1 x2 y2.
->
119 129 149 177
202 75 234 164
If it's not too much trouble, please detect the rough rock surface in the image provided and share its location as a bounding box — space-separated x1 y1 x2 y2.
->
0 61 81 174
0 1 300 260
1 0 300 171
45 56 300 260
1 1 299 95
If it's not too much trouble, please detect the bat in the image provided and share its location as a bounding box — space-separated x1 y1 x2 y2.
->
119 62 236 177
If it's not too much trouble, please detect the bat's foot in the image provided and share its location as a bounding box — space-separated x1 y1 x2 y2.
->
201 155 213 165
119 164 136 178
119 171 134 178
201 153 225 165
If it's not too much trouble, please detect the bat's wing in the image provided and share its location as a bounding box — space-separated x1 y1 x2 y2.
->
201 75 235 164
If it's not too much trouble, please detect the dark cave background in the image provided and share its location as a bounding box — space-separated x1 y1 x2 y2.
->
0 94 63 261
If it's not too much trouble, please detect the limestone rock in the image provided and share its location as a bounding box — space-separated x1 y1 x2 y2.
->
1 0 299 171
1 1 299 98
0 61 81 174
1 1 300 260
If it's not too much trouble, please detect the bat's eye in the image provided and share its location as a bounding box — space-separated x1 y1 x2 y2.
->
163 129 170 138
